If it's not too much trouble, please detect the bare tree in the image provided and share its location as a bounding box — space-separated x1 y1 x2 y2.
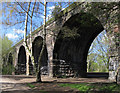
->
36 0 47 82
21 0 47 82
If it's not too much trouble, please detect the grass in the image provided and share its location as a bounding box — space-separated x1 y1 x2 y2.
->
26 82 120 92
59 83 120 92
26 83 48 93
27 83 35 88
39 90 48 93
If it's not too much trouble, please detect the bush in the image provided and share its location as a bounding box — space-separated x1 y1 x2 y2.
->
2 64 14 75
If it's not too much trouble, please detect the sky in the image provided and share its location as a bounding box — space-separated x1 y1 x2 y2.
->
1 2 70 45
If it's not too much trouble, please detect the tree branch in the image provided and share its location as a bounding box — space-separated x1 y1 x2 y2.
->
16 2 32 18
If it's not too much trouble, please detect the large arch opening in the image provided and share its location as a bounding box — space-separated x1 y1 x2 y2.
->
32 36 48 75
17 45 26 74
53 13 104 78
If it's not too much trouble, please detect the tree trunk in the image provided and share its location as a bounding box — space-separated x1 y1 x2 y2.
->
24 2 37 75
30 2 36 74
36 67 42 82
24 2 31 42
36 0 47 82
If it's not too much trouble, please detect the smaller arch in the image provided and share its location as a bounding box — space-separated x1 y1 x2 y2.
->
32 36 43 68
17 45 27 75
32 36 48 74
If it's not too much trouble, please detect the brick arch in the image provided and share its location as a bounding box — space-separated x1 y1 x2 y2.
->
53 12 104 77
32 36 48 72
17 45 27 75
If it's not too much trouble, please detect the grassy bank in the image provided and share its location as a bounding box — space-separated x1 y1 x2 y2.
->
59 83 120 92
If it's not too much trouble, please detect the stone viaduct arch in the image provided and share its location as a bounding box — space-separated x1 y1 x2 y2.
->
31 36 48 74
53 13 104 77
46 3 119 81
17 45 27 75
9 2 119 82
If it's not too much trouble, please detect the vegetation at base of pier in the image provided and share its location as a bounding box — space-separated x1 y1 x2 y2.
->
59 83 120 92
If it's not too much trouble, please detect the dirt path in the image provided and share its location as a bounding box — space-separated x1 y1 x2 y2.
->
1 75 35 93
1 75 111 93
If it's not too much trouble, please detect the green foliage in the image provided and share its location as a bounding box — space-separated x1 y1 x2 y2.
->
62 2 81 15
2 63 15 75
51 3 62 19
61 26 80 39
50 2 81 20
87 31 109 72
59 83 120 92
60 83 93 91
27 83 35 88
39 90 48 93
0 36 2 71
1 36 13 57
98 83 120 91
0 36 13 75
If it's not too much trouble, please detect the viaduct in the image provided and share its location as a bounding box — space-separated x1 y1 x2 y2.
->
5 2 120 82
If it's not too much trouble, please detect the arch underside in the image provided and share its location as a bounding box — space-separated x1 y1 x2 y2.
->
53 13 104 78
